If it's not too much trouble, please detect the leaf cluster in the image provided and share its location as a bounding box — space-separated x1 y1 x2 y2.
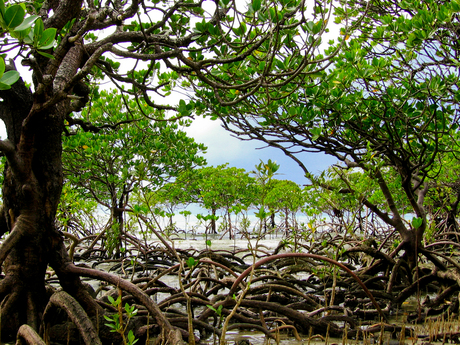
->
63 90 206 211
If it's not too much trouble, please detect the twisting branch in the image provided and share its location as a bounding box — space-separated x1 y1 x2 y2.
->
66 264 186 344
65 115 138 133
40 291 102 345
228 252 389 322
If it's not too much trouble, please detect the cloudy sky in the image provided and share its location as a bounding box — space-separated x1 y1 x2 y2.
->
185 116 337 185
0 112 335 187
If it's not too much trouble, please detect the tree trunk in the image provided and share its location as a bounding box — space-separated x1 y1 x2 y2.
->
270 212 276 229
284 207 289 236
0 64 99 341
397 227 424 272
211 207 217 234
227 210 233 240
109 189 125 258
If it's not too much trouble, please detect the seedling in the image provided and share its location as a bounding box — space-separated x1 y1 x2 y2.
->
186 256 197 269
104 289 139 345
207 304 224 327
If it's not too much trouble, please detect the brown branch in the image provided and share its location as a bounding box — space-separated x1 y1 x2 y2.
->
228 252 389 322
65 264 185 345
16 324 46 345
44 0 83 33
65 115 138 133
67 43 113 92
40 291 102 345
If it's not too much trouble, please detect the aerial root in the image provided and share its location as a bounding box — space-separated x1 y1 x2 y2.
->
268 324 302 341
16 324 46 345
40 291 102 345
63 230 460 343
67 264 186 345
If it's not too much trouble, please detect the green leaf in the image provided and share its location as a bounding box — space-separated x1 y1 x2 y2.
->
0 70 19 86
206 304 217 312
38 27 56 48
103 315 114 322
128 330 138 345
186 256 196 269
107 295 115 305
412 217 423 229
0 57 5 79
22 30 34 44
311 127 322 141
33 18 44 45
10 27 30 41
115 295 122 306
269 7 276 22
0 0 5 17
252 0 261 12
240 22 247 35
14 15 39 31
0 82 11 90
178 99 186 112
4 5 25 29
37 51 55 59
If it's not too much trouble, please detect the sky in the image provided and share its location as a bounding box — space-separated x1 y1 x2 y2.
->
0 108 336 188
184 115 337 185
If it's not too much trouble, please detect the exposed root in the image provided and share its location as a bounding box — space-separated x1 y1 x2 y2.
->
40 291 102 345
16 324 46 345
34 224 460 344
66 264 185 345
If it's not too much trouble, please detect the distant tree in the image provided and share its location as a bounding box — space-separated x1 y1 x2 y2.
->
162 164 257 238
264 179 304 235
251 159 280 231
63 89 206 256
303 166 412 236
423 147 460 239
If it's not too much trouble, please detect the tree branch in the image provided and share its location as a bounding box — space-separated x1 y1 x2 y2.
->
65 264 185 344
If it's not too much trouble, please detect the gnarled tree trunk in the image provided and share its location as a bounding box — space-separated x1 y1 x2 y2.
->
0 61 100 340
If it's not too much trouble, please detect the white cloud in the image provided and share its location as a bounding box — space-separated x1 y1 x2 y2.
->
185 116 337 184
185 116 257 164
